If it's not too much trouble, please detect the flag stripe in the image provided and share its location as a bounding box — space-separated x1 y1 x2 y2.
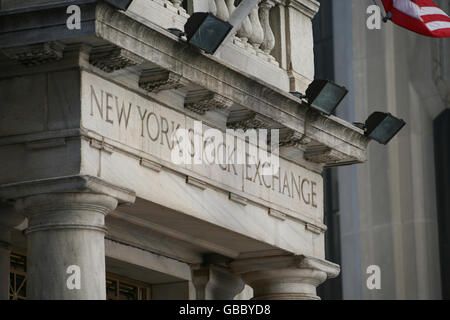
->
393 0 421 19
420 6 449 17
426 21 450 31
422 15 450 23
383 0 450 38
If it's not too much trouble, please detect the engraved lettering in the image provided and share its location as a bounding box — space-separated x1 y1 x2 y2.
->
137 106 147 137
90 85 103 118
115 97 132 129
105 92 113 124
301 179 311 205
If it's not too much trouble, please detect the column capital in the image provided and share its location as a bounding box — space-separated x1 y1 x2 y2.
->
16 193 118 234
0 175 136 205
230 255 339 300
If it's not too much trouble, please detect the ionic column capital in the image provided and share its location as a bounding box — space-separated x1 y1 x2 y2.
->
230 255 340 300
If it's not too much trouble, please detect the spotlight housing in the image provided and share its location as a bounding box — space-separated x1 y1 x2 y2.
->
364 112 406 144
184 13 233 54
304 79 348 115
105 0 133 10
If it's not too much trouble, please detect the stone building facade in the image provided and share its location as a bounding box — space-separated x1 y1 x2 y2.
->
0 0 369 299
314 0 450 300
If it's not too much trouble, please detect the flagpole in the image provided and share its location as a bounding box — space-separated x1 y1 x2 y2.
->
371 0 392 22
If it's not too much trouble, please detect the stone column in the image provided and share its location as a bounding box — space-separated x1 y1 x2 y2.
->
193 264 245 300
15 193 118 300
231 255 340 300
0 202 25 300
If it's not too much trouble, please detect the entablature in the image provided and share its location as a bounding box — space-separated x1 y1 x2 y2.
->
0 1 368 168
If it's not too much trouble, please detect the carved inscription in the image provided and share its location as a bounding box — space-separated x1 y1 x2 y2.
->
81 72 323 217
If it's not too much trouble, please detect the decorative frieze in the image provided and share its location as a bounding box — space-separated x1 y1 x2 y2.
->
2 42 64 67
89 46 144 73
139 68 185 93
184 90 233 115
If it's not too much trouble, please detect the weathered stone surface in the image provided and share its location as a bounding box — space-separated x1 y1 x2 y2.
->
231 255 340 300
16 193 118 300
81 71 324 221
0 0 369 300
192 264 244 300
2 42 64 67
185 90 233 115
139 69 185 93
89 46 144 73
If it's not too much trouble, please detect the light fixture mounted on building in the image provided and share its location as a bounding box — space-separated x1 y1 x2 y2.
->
184 13 233 54
363 112 406 145
105 0 133 10
290 79 348 115
183 0 262 55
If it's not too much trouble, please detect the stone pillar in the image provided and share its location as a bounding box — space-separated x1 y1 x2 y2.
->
231 255 340 300
284 0 320 93
15 193 118 300
193 264 245 300
0 202 25 300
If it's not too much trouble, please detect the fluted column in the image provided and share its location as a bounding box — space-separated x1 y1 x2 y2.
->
193 264 245 300
15 193 118 300
0 202 25 300
231 255 340 300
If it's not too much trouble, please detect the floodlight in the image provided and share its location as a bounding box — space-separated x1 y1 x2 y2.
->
184 13 233 54
104 0 133 10
304 79 348 115
364 112 406 144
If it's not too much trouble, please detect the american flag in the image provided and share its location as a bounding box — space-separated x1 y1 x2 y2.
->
382 0 450 37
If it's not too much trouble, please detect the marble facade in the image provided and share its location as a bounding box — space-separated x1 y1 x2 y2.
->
0 0 368 300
